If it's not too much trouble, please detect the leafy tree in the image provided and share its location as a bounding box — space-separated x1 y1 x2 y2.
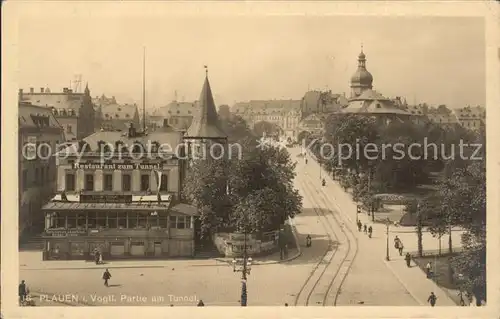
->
219 114 254 143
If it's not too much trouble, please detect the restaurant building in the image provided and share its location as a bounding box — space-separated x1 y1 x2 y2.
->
39 71 229 260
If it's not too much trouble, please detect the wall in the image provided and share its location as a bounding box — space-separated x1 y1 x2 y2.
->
212 231 279 257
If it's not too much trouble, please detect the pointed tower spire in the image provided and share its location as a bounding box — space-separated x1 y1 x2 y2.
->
185 70 227 139
84 82 90 94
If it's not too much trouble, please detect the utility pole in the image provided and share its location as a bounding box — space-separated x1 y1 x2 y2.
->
142 46 146 132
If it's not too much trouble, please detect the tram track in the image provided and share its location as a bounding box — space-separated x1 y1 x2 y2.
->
293 160 359 306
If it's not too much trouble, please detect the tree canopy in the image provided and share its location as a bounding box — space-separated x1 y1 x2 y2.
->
183 114 302 237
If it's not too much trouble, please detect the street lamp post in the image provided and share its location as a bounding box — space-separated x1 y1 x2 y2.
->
232 225 253 307
385 217 391 261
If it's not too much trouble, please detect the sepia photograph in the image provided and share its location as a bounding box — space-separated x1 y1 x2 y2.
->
2 1 499 318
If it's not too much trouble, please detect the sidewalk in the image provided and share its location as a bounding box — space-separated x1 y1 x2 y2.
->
307 149 457 306
20 251 232 271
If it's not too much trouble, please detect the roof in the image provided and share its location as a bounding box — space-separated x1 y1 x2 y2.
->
427 112 459 124
18 102 64 129
101 103 138 121
454 106 485 120
300 112 329 125
185 76 227 139
20 92 84 115
157 101 200 117
344 90 410 115
170 203 200 216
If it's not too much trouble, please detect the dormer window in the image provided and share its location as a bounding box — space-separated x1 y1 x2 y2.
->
125 113 130 118
115 114 119 118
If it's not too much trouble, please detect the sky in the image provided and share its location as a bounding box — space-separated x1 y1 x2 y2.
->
18 15 485 110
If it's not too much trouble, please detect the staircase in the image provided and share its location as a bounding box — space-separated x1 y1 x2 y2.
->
194 242 224 259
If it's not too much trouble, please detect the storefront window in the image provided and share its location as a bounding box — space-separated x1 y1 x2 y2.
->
138 213 148 228
87 212 97 228
169 216 192 229
128 212 138 228
76 213 86 228
96 213 107 228
107 212 117 228
71 242 85 256
50 213 66 228
117 212 127 229
159 216 168 228
67 214 76 228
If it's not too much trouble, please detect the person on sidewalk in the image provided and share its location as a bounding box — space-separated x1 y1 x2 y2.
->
357 220 362 232
398 241 404 256
363 224 367 234
394 236 401 249
197 300 205 306
368 226 373 238
426 262 432 278
427 292 437 307
306 235 312 247
404 253 411 267
102 268 112 287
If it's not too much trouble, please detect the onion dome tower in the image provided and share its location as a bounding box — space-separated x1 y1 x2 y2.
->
350 46 373 98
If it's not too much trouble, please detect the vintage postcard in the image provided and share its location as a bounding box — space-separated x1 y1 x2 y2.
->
2 1 499 319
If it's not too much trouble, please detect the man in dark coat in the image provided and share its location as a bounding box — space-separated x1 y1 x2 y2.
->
103 268 112 287
427 292 437 307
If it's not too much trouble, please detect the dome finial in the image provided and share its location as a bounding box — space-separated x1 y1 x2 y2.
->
204 65 208 77
361 43 363 53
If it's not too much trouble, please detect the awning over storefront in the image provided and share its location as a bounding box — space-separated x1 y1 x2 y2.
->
169 203 200 216
42 201 171 211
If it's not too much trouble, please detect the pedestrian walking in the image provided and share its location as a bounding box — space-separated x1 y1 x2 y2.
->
357 220 362 232
426 262 432 278
368 226 373 238
18 280 28 305
197 300 205 307
99 252 103 264
404 252 411 267
306 234 312 247
458 291 465 306
427 292 437 307
102 268 112 287
94 249 100 265
394 236 401 249
398 241 404 256
363 224 367 233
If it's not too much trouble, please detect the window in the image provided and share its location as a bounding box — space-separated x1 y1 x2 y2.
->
85 174 94 191
140 174 150 191
67 125 72 133
122 174 131 191
22 170 28 191
67 214 76 228
103 174 113 191
169 216 192 229
159 215 168 228
159 174 168 192
76 213 86 228
107 212 117 228
128 212 138 228
138 213 148 228
117 212 127 229
65 173 75 191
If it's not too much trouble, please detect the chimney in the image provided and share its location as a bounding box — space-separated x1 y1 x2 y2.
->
40 88 44 93
30 87 34 93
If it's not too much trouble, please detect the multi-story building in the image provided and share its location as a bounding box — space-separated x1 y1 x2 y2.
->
100 103 141 131
39 73 224 261
19 102 65 237
342 49 411 125
454 105 485 131
149 101 200 132
232 99 303 138
19 85 96 141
